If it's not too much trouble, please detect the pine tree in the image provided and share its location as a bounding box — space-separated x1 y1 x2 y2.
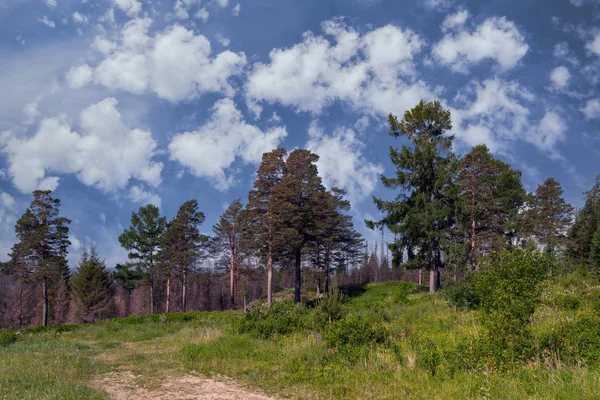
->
8 190 71 326
274 149 327 303
568 176 600 266
159 200 208 312
457 145 525 268
213 199 245 308
118 205 166 314
71 248 115 323
521 178 573 254
367 100 456 293
244 148 287 308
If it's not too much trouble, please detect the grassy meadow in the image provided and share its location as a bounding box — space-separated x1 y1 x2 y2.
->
1 273 599 399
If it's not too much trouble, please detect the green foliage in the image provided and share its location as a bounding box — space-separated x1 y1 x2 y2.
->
542 312 600 366
0 329 17 346
476 248 549 363
71 248 115 323
441 273 481 309
592 231 600 277
234 301 310 338
343 281 423 310
314 290 345 324
324 315 389 362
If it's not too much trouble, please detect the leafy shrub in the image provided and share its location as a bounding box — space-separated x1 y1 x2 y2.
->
323 315 389 363
550 293 582 310
315 290 345 324
0 329 17 346
234 301 309 338
441 273 481 309
542 312 600 365
476 248 549 364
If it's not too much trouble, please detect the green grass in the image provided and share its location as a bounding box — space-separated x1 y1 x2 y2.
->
0 276 599 399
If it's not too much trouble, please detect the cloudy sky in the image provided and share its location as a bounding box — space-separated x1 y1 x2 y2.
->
0 0 599 266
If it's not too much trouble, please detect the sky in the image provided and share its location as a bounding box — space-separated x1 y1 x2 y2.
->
0 0 599 267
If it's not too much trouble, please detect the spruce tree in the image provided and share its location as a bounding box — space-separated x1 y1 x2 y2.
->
159 200 208 312
71 248 115 323
568 176 600 266
8 190 71 326
213 199 245 307
244 148 287 308
118 205 166 314
368 100 455 293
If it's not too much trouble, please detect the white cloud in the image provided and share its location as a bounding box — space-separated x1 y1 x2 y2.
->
195 8 209 22
23 97 42 125
441 10 469 31
550 66 570 88
66 64 93 89
216 33 230 47
217 0 229 7
129 185 161 207
45 0 57 7
0 192 17 262
0 193 15 209
169 98 287 190
113 0 142 17
246 19 430 117
553 42 569 58
69 235 82 252
39 16 56 28
451 79 566 157
72 12 89 24
307 122 383 203
173 0 200 19
424 0 453 10
582 98 600 119
1 97 162 193
232 3 241 16
92 36 117 55
432 16 528 73
586 33 600 56
89 18 247 102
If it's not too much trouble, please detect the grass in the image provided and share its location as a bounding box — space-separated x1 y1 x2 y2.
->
0 276 599 399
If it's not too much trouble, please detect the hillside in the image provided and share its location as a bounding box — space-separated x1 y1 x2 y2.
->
1 272 599 400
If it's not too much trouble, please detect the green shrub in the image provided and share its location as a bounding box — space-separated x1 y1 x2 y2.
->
323 315 388 348
441 273 481 309
0 329 17 346
314 290 345 324
551 293 582 310
476 248 549 364
542 312 600 366
234 301 309 338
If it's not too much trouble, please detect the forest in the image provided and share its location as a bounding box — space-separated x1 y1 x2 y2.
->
0 100 599 398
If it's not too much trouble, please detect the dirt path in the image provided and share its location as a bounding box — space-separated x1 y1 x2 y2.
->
90 371 281 400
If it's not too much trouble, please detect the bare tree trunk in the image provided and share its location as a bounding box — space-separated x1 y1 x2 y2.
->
267 252 273 308
418 269 422 285
429 269 436 294
316 277 321 297
182 269 187 312
229 247 235 308
294 248 302 304
470 172 477 270
324 249 330 294
165 276 170 313
42 278 48 327
149 282 154 314
19 280 24 330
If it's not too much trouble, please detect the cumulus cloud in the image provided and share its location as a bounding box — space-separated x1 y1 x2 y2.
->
38 16 56 28
0 192 17 262
217 0 229 7
23 97 42 125
432 15 528 73
582 98 600 119
72 12 89 24
113 0 142 17
451 78 565 156
0 97 162 193
246 19 431 117
169 98 287 190
232 3 241 16
129 185 161 207
173 0 200 19
216 33 230 47
306 122 383 204
195 8 209 22
586 32 600 56
66 64 93 88
424 0 453 10
45 0 57 7
85 18 246 102
550 66 570 88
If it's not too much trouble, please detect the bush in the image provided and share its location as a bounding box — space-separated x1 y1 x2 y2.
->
476 248 549 364
323 315 389 363
234 301 309 338
314 290 345 324
0 329 17 346
441 273 481 309
542 312 600 366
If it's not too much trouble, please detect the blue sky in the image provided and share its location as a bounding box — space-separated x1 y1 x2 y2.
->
0 0 599 266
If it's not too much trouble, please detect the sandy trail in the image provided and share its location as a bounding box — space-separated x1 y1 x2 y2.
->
90 371 280 400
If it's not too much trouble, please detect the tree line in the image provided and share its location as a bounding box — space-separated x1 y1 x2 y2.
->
1 99 598 328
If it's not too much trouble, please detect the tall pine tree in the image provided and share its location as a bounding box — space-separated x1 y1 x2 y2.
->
71 248 115 323
568 176 600 267
118 205 166 314
9 190 71 326
368 100 455 293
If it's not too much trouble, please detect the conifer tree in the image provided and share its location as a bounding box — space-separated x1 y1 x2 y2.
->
521 178 573 254
213 199 245 307
367 100 456 293
8 190 71 326
244 148 287 308
274 149 326 303
71 248 115 323
118 205 166 314
159 200 208 312
568 176 600 266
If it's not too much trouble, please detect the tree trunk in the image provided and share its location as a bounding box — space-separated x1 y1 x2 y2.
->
294 248 302 304
316 277 321 297
470 170 477 270
42 278 48 327
418 269 422 285
149 281 154 314
429 268 437 294
324 249 330 294
182 269 187 312
165 276 170 313
229 245 235 308
267 253 273 308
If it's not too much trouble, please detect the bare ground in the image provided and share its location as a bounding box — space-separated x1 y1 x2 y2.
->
90 371 281 400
